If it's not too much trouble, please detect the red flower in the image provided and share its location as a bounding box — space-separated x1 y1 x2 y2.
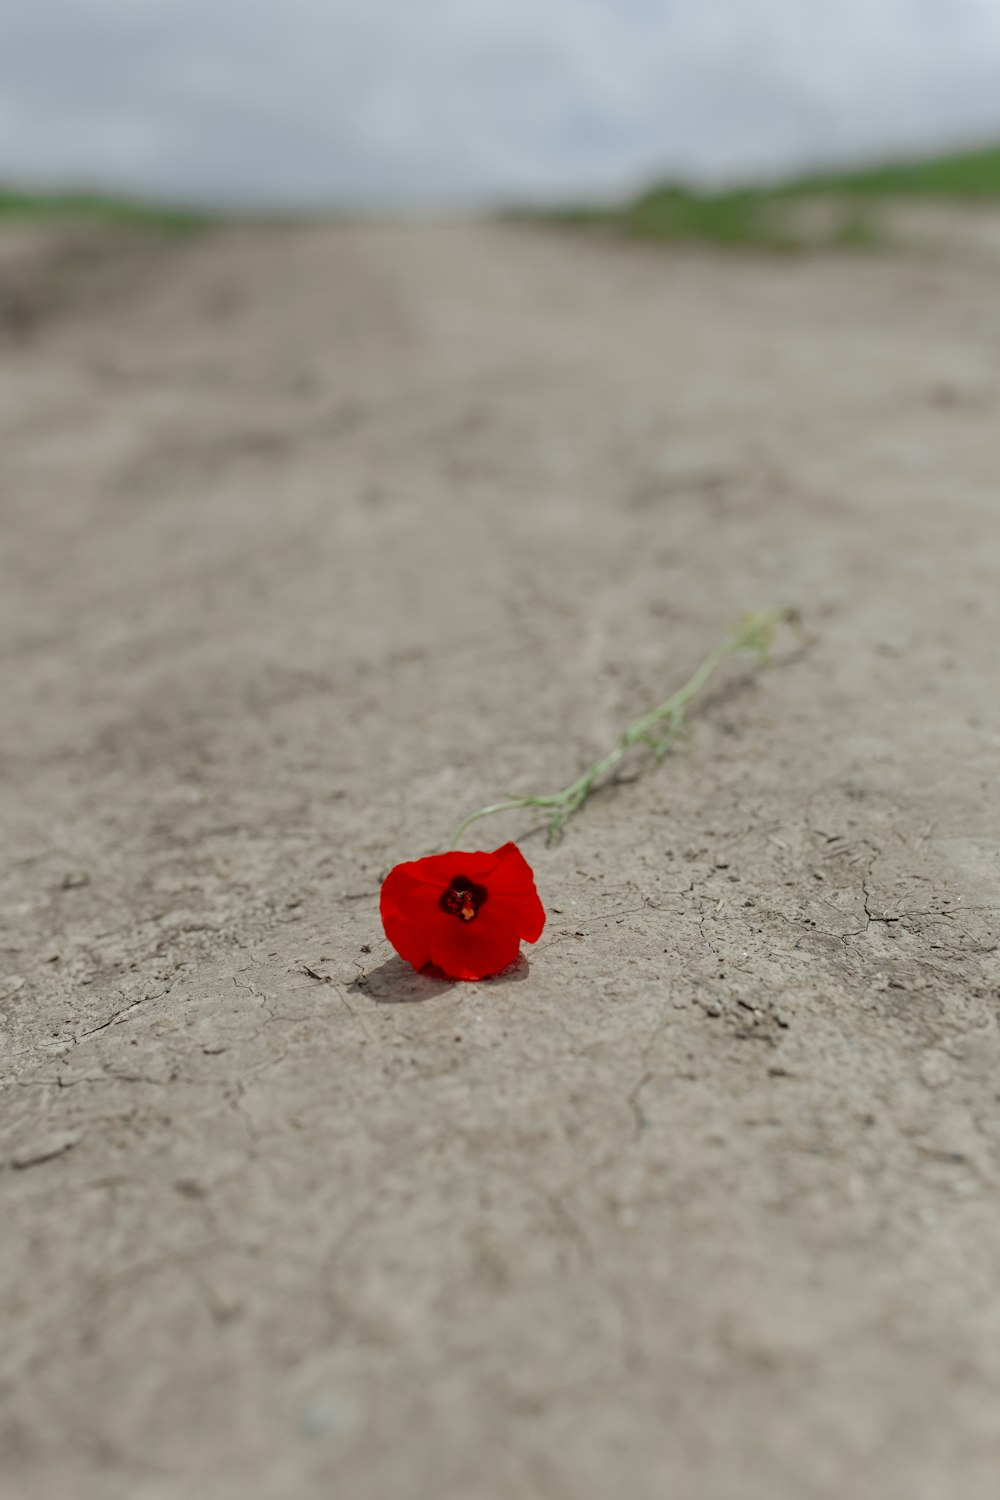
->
380 841 545 981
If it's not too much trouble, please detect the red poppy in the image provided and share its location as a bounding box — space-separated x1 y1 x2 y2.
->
380 841 545 981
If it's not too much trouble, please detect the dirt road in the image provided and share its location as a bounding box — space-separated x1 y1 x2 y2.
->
2 219 999 1499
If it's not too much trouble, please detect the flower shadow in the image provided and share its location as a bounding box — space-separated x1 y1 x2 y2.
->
351 951 531 1004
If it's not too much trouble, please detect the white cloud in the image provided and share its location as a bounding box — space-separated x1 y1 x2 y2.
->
1 0 999 205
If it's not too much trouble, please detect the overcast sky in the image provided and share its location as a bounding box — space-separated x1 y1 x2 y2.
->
2 0 1000 207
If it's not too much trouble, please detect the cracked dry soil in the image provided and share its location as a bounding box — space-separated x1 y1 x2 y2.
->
1 220 999 1500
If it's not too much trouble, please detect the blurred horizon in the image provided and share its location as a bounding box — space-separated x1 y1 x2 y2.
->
2 0 1000 211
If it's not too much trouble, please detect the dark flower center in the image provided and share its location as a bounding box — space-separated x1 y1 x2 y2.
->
439 874 489 923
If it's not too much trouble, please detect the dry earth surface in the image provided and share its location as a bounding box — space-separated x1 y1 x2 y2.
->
1 217 999 1500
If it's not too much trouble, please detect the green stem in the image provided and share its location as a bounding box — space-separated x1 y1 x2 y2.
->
449 607 792 848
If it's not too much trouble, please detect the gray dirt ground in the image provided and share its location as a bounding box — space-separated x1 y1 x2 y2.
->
1 219 999 1500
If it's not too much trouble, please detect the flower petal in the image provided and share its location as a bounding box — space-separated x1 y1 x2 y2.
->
482 842 546 941
427 907 522 981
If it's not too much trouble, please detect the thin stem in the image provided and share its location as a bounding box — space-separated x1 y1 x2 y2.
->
449 607 793 848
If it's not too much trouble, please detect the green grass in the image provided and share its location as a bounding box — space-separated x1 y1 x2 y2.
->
8 140 1000 248
781 144 1000 199
0 187 208 232
528 142 1000 252
534 186 878 252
